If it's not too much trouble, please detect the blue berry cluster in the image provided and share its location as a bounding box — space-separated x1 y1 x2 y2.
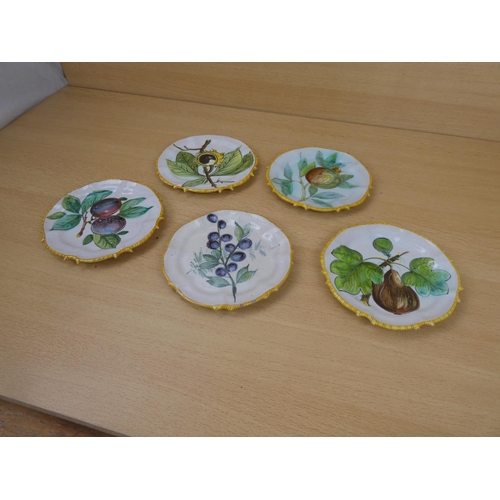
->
206 214 253 278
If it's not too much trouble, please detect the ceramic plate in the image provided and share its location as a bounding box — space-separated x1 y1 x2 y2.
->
163 210 292 310
267 147 371 211
321 224 462 330
157 135 258 193
43 179 164 263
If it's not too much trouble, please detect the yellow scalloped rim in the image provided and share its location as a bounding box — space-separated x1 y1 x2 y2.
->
156 144 258 194
266 148 372 212
162 212 293 311
320 223 463 330
41 180 165 264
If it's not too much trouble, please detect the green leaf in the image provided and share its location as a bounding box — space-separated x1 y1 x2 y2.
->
199 261 219 270
316 151 325 167
339 181 357 189
62 195 81 214
82 234 93 245
298 157 308 170
281 181 293 197
225 152 254 176
176 151 200 172
120 197 146 212
308 185 318 197
167 155 199 177
332 246 363 265
329 245 383 295
47 212 66 220
51 214 81 231
120 206 153 219
182 177 207 188
300 161 316 178
93 233 121 249
118 231 128 235
119 197 128 201
284 164 293 180
206 276 231 288
272 178 285 186
401 258 451 297
311 199 332 208
235 223 244 241
324 153 338 167
312 192 345 200
236 265 257 283
80 190 113 213
212 148 242 176
211 250 222 260
373 237 393 257
203 254 220 265
340 174 353 182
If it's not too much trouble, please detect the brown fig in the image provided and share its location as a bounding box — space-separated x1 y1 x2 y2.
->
372 269 420 315
305 168 342 189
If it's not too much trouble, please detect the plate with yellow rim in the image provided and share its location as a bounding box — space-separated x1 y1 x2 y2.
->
157 135 258 193
321 224 462 330
42 179 164 263
163 210 293 310
266 147 371 212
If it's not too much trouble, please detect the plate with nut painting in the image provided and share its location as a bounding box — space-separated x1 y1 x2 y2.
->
266 147 372 211
157 135 258 193
163 210 293 310
42 179 164 263
321 224 462 330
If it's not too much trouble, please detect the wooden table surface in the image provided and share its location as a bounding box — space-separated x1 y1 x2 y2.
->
0 84 499 436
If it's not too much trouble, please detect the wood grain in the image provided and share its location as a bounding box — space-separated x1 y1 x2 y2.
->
61 62 500 142
0 398 111 436
0 86 499 436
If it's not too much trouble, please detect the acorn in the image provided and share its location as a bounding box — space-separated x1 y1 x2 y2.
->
372 269 420 315
305 168 342 189
90 198 122 218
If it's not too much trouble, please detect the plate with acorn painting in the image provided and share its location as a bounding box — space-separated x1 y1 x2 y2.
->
163 210 293 310
321 224 462 330
267 147 371 211
157 135 258 193
42 179 164 263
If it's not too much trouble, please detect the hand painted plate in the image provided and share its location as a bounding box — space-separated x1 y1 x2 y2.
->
42 179 164 263
163 210 292 310
157 135 258 193
267 147 371 212
321 224 462 330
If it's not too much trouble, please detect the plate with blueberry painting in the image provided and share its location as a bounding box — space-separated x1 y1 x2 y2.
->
157 135 258 193
163 211 293 310
321 224 462 330
267 147 371 211
42 180 164 263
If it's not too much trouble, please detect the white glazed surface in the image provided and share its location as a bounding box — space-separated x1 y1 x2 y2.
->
44 180 162 260
323 224 459 327
269 147 370 209
157 135 256 191
164 211 292 307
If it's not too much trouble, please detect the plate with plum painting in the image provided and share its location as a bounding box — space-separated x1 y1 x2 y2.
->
267 147 371 212
157 135 258 193
163 210 293 310
42 179 164 263
321 224 462 330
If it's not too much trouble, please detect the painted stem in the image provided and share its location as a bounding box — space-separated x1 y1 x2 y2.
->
76 212 89 238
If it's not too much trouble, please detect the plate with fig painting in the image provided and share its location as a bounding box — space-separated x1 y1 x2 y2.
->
163 210 292 310
157 135 258 193
43 180 164 263
267 147 371 211
321 224 462 330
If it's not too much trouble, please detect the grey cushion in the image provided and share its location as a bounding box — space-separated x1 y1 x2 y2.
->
0 62 67 129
